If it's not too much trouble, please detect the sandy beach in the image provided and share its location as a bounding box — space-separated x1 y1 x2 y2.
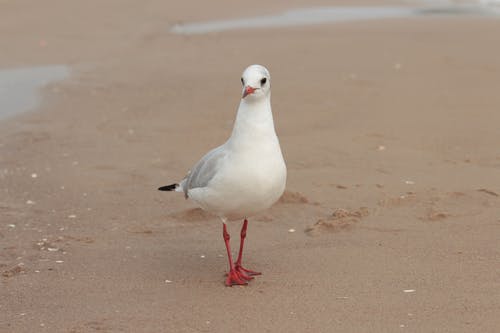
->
1 1 500 332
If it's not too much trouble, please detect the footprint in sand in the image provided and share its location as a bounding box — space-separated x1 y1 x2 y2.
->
305 207 370 235
169 208 216 222
379 189 497 222
477 188 499 197
277 190 309 204
378 192 418 208
422 209 451 222
70 318 125 333
2 264 26 278
33 235 94 255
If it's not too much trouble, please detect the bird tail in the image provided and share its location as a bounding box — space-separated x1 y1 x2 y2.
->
158 183 178 191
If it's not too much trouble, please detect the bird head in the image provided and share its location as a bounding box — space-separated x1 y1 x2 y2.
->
240 64 271 101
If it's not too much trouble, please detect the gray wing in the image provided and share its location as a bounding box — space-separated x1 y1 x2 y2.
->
181 144 228 198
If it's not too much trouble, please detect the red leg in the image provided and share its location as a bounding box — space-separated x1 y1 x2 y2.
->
223 223 248 286
234 219 261 278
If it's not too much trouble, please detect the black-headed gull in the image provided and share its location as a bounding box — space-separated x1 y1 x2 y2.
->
159 64 287 286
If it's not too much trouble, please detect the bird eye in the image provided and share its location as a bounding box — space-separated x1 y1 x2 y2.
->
260 78 267 85
241 78 244 85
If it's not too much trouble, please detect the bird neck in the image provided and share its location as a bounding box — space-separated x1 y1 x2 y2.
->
229 97 276 145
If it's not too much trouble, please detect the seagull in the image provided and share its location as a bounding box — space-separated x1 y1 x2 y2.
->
158 64 287 286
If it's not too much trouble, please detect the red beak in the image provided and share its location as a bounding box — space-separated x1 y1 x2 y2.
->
242 86 256 98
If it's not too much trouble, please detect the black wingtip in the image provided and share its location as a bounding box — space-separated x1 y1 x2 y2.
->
158 183 178 191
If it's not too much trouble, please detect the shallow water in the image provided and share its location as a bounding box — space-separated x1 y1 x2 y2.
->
170 5 499 35
171 7 416 35
0 65 69 120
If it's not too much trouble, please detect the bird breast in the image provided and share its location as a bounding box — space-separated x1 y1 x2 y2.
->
195 142 286 220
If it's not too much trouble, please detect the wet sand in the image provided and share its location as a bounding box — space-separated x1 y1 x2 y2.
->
1 1 500 332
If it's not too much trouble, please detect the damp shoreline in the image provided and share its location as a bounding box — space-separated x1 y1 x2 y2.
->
170 4 500 35
0 65 70 120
